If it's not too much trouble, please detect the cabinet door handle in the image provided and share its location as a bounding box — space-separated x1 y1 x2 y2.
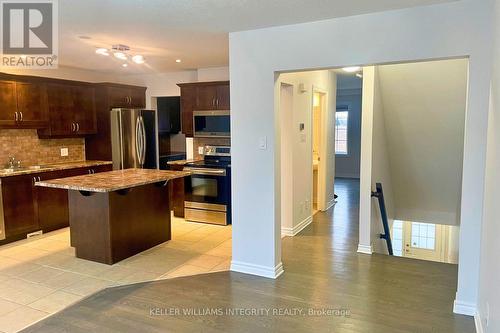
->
71 123 75 132
38 176 41 181
14 112 18 122
32 177 37 185
76 122 80 132
19 112 23 121
216 98 219 108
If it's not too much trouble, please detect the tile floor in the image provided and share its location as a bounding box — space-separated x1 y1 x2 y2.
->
0 216 232 333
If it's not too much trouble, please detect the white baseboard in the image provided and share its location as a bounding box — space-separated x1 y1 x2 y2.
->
230 260 284 279
474 312 484 333
453 299 477 316
357 244 373 255
325 198 336 211
281 215 313 237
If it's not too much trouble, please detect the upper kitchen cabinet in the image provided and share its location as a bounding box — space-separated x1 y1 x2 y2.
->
177 81 230 137
195 82 230 110
157 96 181 134
38 82 97 137
15 81 49 128
106 84 146 108
0 78 48 129
0 80 17 126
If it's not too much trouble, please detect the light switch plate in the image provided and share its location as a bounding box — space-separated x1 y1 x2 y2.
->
60 148 69 157
198 146 204 155
259 136 267 150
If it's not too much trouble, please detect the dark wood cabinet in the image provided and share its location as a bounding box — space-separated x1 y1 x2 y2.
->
196 85 218 110
1 174 38 238
36 170 69 232
107 85 146 108
1 164 113 242
169 164 186 218
85 84 146 161
39 83 97 137
72 85 97 135
157 96 181 134
177 81 229 137
179 85 196 137
0 79 48 129
0 80 19 126
216 83 230 109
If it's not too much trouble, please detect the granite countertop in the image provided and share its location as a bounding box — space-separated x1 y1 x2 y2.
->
0 160 112 178
166 158 203 166
35 168 191 193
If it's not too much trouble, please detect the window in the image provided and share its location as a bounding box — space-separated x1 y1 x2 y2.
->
335 110 349 155
410 222 436 250
392 220 404 256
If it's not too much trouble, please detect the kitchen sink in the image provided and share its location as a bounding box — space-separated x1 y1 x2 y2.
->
0 165 43 174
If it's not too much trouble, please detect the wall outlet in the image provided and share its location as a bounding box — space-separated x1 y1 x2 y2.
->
60 148 69 157
198 146 204 155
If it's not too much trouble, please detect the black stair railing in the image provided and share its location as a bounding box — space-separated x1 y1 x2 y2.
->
371 183 393 256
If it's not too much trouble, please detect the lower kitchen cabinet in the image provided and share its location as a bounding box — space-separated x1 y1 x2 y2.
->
1 174 39 238
0 164 113 243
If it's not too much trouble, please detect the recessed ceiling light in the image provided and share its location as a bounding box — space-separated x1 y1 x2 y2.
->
175 59 181 63
342 66 361 73
122 63 128 67
132 55 145 64
114 52 127 60
95 48 109 56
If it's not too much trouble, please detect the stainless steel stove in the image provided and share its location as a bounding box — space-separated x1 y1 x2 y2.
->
183 146 231 225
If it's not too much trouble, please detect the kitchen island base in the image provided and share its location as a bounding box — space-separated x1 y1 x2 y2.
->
69 182 170 265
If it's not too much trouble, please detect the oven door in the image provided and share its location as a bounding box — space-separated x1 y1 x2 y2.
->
183 167 229 205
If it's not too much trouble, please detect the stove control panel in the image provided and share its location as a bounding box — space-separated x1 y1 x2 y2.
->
204 146 230 157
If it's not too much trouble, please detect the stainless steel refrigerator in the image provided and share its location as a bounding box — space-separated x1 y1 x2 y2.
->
110 109 158 170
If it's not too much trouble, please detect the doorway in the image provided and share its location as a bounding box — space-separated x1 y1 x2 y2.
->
312 89 327 214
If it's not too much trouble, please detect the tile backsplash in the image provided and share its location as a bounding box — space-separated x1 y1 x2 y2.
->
0 130 85 167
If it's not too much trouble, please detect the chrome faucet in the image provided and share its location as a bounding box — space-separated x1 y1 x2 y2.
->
6 156 21 169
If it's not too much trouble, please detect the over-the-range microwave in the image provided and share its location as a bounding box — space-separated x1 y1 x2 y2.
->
193 110 230 138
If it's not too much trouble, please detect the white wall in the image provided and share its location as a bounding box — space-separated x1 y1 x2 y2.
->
229 0 493 316
335 86 362 178
477 1 500 331
369 67 396 254
197 67 230 81
377 59 468 226
277 70 336 236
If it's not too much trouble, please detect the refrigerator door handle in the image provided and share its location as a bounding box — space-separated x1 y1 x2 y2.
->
140 115 146 166
135 116 142 166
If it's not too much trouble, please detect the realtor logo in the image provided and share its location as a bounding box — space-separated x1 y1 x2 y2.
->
1 0 58 68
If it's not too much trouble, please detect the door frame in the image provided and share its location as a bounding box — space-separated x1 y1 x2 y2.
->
311 86 328 211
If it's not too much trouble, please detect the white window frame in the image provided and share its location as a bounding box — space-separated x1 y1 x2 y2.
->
335 104 350 156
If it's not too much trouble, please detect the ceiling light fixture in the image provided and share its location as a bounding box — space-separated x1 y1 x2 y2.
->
114 52 127 60
342 66 361 73
132 55 145 64
175 59 181 63
95 48 109 56
95 44 146 66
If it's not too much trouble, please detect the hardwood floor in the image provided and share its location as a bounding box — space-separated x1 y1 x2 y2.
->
21 178 474 333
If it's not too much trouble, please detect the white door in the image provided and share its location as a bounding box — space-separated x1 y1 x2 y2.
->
403 222 443 262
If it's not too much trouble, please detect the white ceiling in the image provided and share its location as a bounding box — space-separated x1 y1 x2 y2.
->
59 0 454 74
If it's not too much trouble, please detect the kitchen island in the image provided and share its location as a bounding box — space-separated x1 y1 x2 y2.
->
36 168 190 264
